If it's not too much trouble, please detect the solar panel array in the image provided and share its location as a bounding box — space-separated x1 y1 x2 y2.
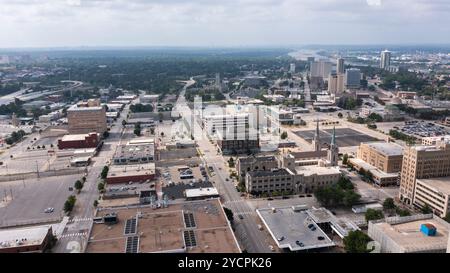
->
183 212 196 228
183 230 197 247
125 236 139 253
124 218 137 235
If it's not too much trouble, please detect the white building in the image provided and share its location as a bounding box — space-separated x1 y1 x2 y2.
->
380 50 392 70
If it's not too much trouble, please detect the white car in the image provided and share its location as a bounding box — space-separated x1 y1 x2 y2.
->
44 207 54 213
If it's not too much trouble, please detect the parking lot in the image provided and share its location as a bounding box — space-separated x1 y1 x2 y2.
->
0 174 82 227
400 121 448 138
294 128 379 147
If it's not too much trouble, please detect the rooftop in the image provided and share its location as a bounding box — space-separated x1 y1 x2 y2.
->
61 133 98 142
363 141 404 156
108 163 156 178
0 225 51 250
247 168 292 178
185 187 219 199
295 165 341 176
257 206 335 252
371 214 450 253
238 155 277 164
416 176 450 196
86 199 240 253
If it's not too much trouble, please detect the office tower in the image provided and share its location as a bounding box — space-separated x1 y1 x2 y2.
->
380 50 391 70
399 140 450 206
67 99 107 134
289 63 296 73
336 57 345 74
310 61 332 78
328 73 345 94
345 68 361 89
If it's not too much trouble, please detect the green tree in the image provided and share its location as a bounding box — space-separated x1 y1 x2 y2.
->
337 112 343 118
383 198 396 211
101 166 109 179
74 180 83 193
365 209 384 222
93 200 99 207
342 153 349 165
280 131 288 140
98 182 105 191
228 157 235 168
396 208 411 217
421 204 433 214
223 207 234 222
63 195 77 213
343 230 372 253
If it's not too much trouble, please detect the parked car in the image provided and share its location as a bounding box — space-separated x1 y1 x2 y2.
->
44 207 54 213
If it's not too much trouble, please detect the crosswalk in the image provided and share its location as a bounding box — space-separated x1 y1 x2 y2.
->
68 217 92 224
59 232 88 239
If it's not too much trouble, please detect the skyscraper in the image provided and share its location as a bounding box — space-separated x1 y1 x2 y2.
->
289 63 296 73
328 73 345 95
310 61 332 78
380 50 391 70
336 57 345 74
345 68 361 89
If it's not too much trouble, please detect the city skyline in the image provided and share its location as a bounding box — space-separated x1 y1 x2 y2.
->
0 0 449 48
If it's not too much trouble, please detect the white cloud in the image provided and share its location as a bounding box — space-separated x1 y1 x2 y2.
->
0 0 448 47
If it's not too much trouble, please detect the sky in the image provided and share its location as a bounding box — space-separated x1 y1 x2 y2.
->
0 0 449 48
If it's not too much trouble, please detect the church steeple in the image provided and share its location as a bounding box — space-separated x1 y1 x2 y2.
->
327 126 339 166
312 119 321 152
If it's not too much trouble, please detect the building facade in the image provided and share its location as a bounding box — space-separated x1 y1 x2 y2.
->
67 99 107 134
357 142 404 173
57 133 100 150
380 50 391 70
236 155 279 180
399 140 450 205
345 68 361 89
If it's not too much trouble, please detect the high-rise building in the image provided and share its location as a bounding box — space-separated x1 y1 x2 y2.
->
336 58 345 74
328 73 345 95
399 140 450 206
345 68 362 89
380 50 391 70
289 63 296 73
310 61 332 78
67 99 107 134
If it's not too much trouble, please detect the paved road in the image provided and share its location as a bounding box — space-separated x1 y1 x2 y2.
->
174 79 270 253
53 101 132 253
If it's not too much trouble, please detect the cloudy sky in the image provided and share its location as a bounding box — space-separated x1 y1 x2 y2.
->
0 0 449 48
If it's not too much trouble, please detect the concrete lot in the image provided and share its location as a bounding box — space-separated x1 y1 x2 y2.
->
0 174 82 227
294 128 379 147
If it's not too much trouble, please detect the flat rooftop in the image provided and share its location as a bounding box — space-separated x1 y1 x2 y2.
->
248 168 292 178
295 166 341 176
257 206 335 252
61 133 98 142
363 141 404 156
185 187 219 199
0 225 50 250
86 199 240 253
113 141 155 159
108 163 156 178
372 215 450 252
238 155 276 164
417 176 450 196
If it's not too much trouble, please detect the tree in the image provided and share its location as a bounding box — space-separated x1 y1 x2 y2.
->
93 200 99 207
98 182 105 191
228 157 235 168
365 209 384 222
101 166 109 179
383 198 396 211
82 176 87 182
343 230 372 253
122 120 126 127
342 153 349 165
280 131 288 140
134 122 141 136
421 204 433 214
223 207 234 222
63 195 77 213
396 208 411 217
337 112 343 118
74 180 83 193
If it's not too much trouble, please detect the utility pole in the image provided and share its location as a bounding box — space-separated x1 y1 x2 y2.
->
36 160 40 178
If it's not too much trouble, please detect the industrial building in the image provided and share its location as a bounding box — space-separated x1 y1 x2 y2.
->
368 214 450 253
106 163 156 184
57 132 100 150
112 138 155 165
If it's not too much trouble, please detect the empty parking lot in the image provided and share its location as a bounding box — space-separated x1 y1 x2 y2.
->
294 128 379 147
